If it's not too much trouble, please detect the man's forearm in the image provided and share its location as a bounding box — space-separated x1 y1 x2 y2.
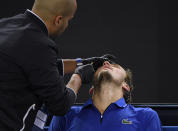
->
63 59 78 74
66 74 82 94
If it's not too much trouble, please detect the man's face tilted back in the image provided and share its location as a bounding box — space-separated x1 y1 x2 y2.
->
93 61 127 92
91 61 130 114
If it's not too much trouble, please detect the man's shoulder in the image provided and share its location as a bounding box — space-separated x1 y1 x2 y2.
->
128 104 159 120
129 104 156 113
70 106 83 112
65 106 83 117
51 105 82 126
0 13 43 42
0 13 24 23
0 13 26 38
54 106 82 118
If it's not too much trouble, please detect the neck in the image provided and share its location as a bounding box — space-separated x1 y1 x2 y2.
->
32 8 53 36
92 83 123 115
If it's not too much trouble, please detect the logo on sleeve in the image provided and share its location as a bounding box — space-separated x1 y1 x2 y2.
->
122 119 132 124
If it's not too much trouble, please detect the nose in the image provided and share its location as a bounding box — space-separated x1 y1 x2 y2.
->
103 61 111 66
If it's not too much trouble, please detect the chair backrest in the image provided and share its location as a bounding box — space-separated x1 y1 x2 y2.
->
162 126 178 131
132 103 178 126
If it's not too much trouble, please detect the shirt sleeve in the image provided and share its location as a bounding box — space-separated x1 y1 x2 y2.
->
48 116 66 131
144 108 162 131
17 39 76 116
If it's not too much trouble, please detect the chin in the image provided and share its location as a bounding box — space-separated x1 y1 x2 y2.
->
98 70 113 83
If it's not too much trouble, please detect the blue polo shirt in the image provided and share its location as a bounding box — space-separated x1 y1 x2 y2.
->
49 98 162 131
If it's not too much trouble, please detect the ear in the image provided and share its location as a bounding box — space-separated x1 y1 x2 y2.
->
54 15 63 26
89 86 94 95
122 82 130 92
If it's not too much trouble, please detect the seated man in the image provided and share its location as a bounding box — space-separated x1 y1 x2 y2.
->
48 61 162 131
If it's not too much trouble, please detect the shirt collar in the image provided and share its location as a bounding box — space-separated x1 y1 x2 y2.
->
114 97 127 108
82 98 93 109
82 97 127 110
24 9 48 36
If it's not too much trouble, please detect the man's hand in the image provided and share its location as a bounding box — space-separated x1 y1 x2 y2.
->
74 64 95 84
82 54 117 71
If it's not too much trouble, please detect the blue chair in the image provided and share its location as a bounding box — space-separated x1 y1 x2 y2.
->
162 126 178 131
35 125 178 131
32 105 178 131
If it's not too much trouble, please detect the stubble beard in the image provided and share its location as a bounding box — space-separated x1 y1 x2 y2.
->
93 70 113 92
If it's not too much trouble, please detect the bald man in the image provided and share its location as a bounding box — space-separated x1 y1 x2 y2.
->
0 0 114 130
32 0 77 39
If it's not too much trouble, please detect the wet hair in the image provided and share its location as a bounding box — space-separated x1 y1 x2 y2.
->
123 69 134 103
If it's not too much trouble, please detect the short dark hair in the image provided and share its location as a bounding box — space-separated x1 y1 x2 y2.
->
123 69 134 103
